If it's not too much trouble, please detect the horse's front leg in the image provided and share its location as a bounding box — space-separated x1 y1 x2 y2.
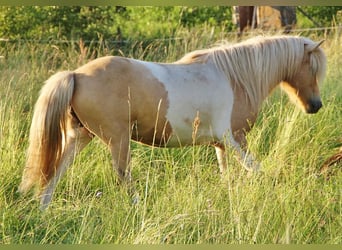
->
214 144 227 175
231 129 261 172
214 138 260 175
232 144 260 172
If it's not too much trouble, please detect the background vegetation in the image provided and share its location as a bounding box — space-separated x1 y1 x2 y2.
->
0 6 342 42
0 6 341 244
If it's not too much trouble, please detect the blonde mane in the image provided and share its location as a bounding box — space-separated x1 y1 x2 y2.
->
177 35 326 108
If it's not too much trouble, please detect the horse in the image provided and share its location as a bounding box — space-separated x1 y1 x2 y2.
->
19 35 327 209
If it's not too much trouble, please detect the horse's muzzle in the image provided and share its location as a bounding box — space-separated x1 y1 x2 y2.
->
307 98 322 114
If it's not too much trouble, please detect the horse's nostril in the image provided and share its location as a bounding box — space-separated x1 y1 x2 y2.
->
308 99 322 113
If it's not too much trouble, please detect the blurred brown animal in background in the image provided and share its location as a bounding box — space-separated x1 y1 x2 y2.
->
320 140 342 178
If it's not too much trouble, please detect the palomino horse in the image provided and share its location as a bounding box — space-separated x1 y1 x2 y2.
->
19 35 326 209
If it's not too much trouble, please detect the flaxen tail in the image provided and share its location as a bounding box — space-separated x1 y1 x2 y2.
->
19 71 75 195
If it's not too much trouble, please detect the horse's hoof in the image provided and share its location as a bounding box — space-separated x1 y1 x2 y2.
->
132 193 140 205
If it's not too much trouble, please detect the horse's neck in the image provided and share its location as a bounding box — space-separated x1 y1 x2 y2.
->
213 45 296 109
232 65 286 111
261 59 291 99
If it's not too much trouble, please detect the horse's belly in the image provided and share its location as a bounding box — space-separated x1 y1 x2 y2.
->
130 115 219 148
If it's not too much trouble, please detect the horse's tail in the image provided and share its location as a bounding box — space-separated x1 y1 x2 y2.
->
19 71 75 195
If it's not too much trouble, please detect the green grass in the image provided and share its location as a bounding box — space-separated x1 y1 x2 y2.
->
0 30 341 244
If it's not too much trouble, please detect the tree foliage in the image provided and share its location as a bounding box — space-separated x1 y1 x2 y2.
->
0 6 341 42
299 6 342 27
0 7 117 41
0 6 233 42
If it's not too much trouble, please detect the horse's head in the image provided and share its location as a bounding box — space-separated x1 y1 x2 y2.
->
281 40 326 114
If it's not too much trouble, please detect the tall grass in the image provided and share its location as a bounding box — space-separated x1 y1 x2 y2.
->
0 29 341 243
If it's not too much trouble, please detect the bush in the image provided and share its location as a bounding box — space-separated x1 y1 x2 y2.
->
0 6 235 42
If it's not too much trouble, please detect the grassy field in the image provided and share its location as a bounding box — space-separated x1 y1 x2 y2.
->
0 29 341 244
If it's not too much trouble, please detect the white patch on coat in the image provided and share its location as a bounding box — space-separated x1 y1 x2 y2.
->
137 60 235 147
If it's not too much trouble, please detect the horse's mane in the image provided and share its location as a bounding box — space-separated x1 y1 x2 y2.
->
176 35 326 108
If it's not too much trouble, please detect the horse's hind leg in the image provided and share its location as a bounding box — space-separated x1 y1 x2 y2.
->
110 137 142 204
109 134 132 184
107 131 140 202
40 125 92 210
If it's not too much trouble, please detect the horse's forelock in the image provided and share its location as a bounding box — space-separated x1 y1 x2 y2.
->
300 37 327 85
309 46 327 85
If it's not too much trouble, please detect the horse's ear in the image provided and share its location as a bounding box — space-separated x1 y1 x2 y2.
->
306 40 325 52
